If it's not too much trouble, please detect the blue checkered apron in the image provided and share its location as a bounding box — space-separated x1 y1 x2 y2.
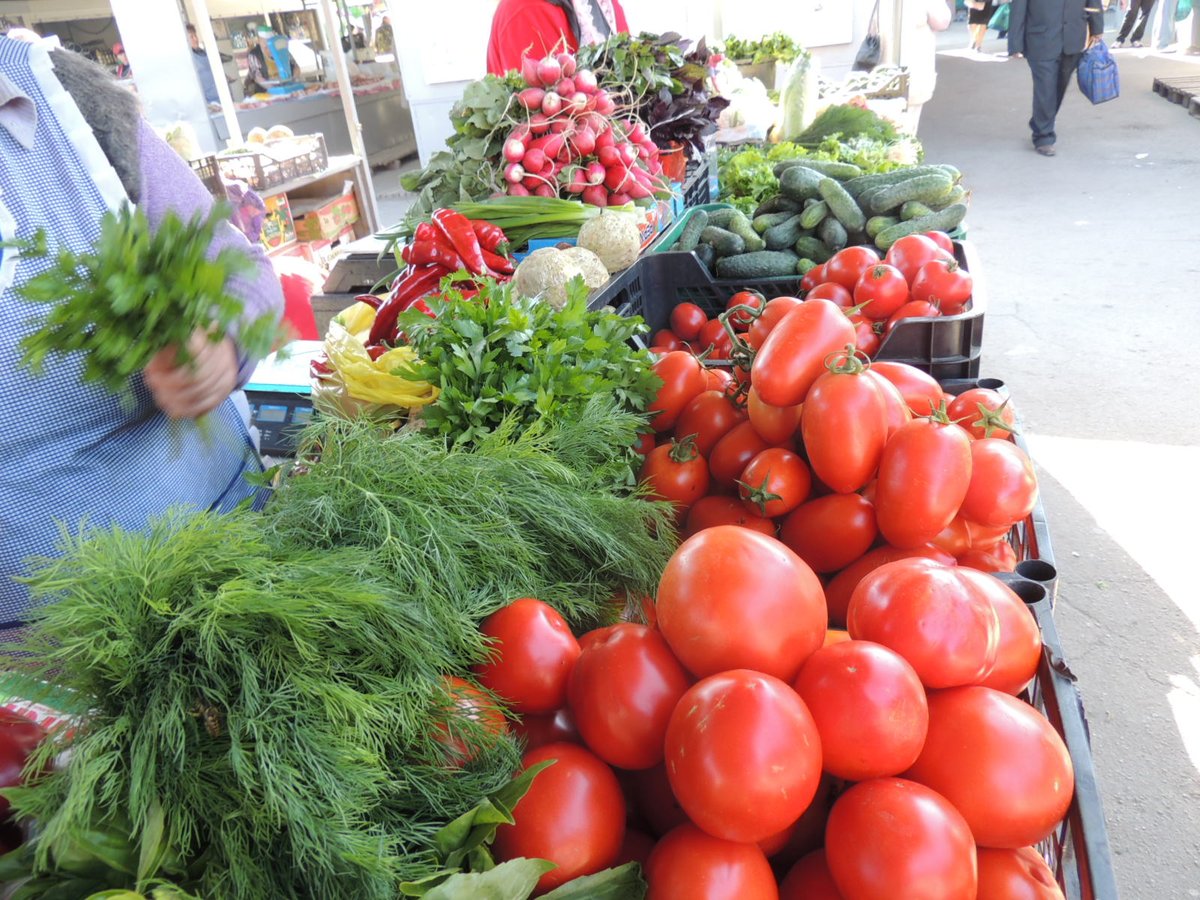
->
0 38 266 627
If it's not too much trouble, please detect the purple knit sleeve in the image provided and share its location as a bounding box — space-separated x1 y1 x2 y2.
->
136 121 284 387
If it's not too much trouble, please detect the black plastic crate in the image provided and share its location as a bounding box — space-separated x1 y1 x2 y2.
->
188 154 226 199
590 244 984 379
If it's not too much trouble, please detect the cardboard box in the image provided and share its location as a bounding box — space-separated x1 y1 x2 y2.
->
260 193 295 251
292 190 361 243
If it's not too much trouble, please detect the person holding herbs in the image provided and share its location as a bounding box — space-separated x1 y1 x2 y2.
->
487 0 630 75
0 35 284 637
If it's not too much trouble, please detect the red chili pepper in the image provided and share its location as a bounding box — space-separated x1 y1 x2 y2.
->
310 357 334 378
481 249 514 274
471 219 509 253
369 265 447 345
365 344 389 361
353 293 383 309
432 208 487 276
407 240 463 271
408 298 437 318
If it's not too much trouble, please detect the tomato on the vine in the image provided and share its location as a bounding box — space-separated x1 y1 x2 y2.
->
473 598 581 714
684 495 777 538
802 353 890 493
669 302 707 342
726 289 766 330
648 351 707 433
738 447 812 517
854 264 910 321
824 246 882 291
696 317 733 358
639 436 710 515
947 387 1017 440
673 390 745 456
708 421 773 492
779 492 877 573
704 366 733 392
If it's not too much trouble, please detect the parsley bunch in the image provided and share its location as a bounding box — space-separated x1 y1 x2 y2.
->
15 203 279 395
394 278 661 454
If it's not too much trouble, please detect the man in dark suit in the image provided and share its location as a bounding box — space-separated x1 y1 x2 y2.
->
1008 0 1105 156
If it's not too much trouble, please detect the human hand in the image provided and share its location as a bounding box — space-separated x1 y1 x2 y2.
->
1009 51 1024 59
1086 33 1103 48
144 329 238 420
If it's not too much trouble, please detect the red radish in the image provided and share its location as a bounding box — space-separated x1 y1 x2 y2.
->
608 191 632 206
534 182 556 198
521 56 541 87
582 184 608 207
540 157 555 177
556 52 577 77
522 174 542 191
573 126 597 157
519 88 545 110
542 132 566 159
523 147 546 172
627 123 647 144
510 124 531 143
509 183 531 196
565 167 588 193
605 165 633 192
619 143 637 167
550 119 571 134
537 56 562 85
504 162 526 183
598 145 621 167
503 139 526 163
594 91 616 115
626 179 651 200
637 144 651 160
569 92 589 113
541 91 563 117
586 161 606 185
594 125 616 148
575 69 598 93
528 112 551 135
556 77 575 97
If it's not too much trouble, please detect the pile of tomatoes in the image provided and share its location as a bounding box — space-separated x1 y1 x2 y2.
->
648 232 974 360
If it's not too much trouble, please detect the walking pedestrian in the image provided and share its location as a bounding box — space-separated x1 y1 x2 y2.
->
967 0 999 50
1155 0 1181 49
1114 0 1157 45
1008 0 1106 155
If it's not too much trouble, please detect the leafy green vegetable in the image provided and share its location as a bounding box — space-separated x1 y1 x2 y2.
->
795 104 900 145
720 32 806 64
11 204 278 397
393 278 660 460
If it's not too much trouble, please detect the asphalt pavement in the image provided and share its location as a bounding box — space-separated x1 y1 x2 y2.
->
921 23 1200 899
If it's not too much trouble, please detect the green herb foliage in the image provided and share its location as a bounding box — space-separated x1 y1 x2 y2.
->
394 278 661 458
720 32 807 64
14 204 278 396
795 104 900 146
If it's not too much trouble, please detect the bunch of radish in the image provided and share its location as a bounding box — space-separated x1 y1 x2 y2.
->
503 51 668 207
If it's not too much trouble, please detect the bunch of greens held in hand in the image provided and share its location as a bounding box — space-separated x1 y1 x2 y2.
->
12 203 279 397
719 32 807 65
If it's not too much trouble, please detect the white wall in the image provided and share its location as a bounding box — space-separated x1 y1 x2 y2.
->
0 0 114 23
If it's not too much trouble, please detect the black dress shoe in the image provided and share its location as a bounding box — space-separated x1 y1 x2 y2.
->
1035 145 1057 157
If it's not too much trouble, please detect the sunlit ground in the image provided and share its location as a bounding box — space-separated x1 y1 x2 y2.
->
1024 435 1200 775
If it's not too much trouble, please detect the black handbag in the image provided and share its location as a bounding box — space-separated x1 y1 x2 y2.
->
854 0 883 71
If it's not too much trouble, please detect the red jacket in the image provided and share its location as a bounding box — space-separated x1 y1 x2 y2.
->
486 0 629 76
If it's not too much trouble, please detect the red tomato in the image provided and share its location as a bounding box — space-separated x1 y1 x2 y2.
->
932 515 973 557
847 558 1001 689
567 623 692 770
708 421 772 492
696 317 733 358
886 299 942 332
806 281 854 309
639 437 711 515
868 360 945 417
825 778 978 900
646 823 780 900
779 493 877 573
726 289 766 330
958 541 1019 573
850 313 882 357
673 390 746 456
904 686 1074 849
746 385 803 445
648 351 708 433
684 495 777 538
959 439 1039 529
884 233 951 284
824 246 882 291
433 676 509 766
769 774 837 870
738 447 812 517
965 518 1016 549
705 366 733 392
473 598 581 715
780 850 844 900
947 388 1017 440
957 569 1041 695
630 763 690 837
752 299 857 407
669 302 708 341
656 526 826 681
615 828 656 869
747 296 803 349
800 263 826 293
494 743 626 892
912 258 973 309
854 264 910 321
874 415 973 549
652 329 686 352
802 361 889 493
924 230 956 254
976 846 1065 900
664 670 822 843
513 707 580 751
863 368 913 440
795 640 929 781
824 543 955 627
633 430 656 456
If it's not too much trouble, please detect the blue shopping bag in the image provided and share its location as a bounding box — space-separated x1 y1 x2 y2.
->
1077 40 1119 105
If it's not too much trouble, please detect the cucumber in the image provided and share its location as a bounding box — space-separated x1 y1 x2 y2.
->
868 173 955 215
865 215 899 239
928 184 968 211
693 242 716 271
793 236 833 263
726 211 767 252
900 201 934 221
799 200 829 230
753 211 796 234
817 216 848 251
818 178 866 233
706 208 740 229
674 209 709 252
778 165 824 202
700 226 745 257
772 158 864 180
715 250 802 280
763 214 806 251
875 203 969 250
796 258 819 276
752 196 801 218
843 165 963 199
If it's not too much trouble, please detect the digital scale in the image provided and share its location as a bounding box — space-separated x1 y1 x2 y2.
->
243 340 322 456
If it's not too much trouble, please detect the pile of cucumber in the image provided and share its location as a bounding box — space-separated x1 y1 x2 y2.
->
672 159 968 281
